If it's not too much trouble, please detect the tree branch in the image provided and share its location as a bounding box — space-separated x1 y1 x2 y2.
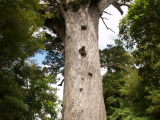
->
97 0 115 16
103 11 113 15
45 0 65 18
101 17 115 33
53 44 65 56
58 79 64 86
52 43 64 47
112 1 123 15
118 2 130 8
101 63 117 67
101 17 109 20
45 17 65 41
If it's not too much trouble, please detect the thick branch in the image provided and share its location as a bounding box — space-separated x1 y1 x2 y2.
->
97 0 115 16
98 0 131 16
112 1 123 15
101 63 117 67
45 17 65 41
118 2 130 8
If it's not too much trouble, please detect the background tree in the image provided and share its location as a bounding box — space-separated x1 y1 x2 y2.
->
43 34 65 75
100 44 134 119
100 44 154 120
0 68 27 120
0 0 46 68
13 60 60 119
112 0 160 119
0 0 61 119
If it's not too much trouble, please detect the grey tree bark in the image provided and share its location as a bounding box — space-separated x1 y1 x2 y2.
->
62 4 107 120
44 0 120 119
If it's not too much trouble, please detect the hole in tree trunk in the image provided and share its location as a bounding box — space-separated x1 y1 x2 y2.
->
79 88 83 92
88 73 92 77
81 25 87 30
79 46 86 57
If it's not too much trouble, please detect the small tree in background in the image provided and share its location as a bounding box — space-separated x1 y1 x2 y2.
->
0 0 61 119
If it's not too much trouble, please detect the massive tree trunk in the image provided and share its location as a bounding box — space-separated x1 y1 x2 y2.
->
44 0 117 119
62 4 106 120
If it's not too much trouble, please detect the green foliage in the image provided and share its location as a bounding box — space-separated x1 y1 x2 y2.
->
123 116 154 120
102 56 155 119
15 60 60 119
119 0 160 49
113 0 160 119
0 69 27 120
0 0 63 119
120 68 149 117
0 59 60 119
0 0 46 68
43 33 65 75
101 44 157 119
100 45 132 72
101 45 134 119
146 89 160 114
103 71 125 118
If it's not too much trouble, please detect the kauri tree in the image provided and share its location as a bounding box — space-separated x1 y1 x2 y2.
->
42 0 131 119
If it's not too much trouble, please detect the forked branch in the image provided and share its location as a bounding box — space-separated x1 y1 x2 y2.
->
112 1 124 15
100 17 115 33
98 0 115 16
112 1 131 15
103 11 113 15
58 79 64 86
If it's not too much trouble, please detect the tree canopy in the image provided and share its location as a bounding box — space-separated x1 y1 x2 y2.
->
0 0 46 68
0 0 61 119
102 0 160 119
